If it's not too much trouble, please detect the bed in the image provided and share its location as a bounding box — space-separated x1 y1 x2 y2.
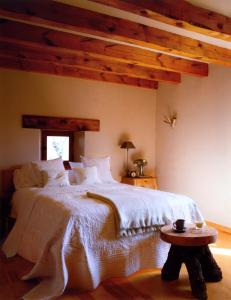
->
1 157 204 300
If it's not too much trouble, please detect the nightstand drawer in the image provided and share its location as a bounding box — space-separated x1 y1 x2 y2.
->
121 177 158 189
135 178 156 188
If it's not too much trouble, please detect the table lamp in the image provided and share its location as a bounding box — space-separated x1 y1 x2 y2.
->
120 141 135 176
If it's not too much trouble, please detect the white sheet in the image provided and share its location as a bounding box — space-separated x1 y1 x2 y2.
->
2 183 203 300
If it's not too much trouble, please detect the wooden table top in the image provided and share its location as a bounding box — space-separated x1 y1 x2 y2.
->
160 225 218 246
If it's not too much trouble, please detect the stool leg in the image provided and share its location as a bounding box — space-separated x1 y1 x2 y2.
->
184 255 207 300
200 245 222 282
161 245 182 281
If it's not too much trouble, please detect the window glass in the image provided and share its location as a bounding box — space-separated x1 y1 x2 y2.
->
47 136 70 160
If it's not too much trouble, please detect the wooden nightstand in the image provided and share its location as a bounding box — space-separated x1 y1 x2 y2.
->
121 176 158 189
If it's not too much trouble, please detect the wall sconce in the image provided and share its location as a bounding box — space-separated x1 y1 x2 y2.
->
163 112 177 128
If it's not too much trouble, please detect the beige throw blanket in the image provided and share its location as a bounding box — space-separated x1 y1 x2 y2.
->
87 190 166 237
87 188 203 237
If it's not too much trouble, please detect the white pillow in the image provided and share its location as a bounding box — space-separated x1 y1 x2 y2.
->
68 169 76 185
69 161 83 169
81 156 115 183
68 162 83 184
42 170 70 187
31 157 65 187
73 166 102 185
13 163 38 190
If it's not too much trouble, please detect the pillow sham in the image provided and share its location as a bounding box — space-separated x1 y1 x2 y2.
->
81 156 115 183
13 163 38 190
69 161 83 169
68 162 83 184
72 166 102 185
68 169 76 185
42 170 70 187
31 157 65 187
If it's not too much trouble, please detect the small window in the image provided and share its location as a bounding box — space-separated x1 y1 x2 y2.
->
41 131 74 161
47 136 70 160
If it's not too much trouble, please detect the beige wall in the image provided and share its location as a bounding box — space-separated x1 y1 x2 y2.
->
156 64 231 228
1 64 231 228
0 69 156 185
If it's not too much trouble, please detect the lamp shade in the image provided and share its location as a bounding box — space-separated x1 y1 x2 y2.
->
120 141 135 149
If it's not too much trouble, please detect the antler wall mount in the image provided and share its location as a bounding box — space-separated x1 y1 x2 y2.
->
163 112 177 128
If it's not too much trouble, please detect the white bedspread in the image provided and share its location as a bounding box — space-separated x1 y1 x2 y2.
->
2 183 203 300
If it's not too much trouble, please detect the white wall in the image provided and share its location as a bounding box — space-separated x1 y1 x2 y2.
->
0 69 156 187
156 64 231 227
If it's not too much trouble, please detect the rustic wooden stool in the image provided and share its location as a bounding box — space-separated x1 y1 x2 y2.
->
160 225 222 300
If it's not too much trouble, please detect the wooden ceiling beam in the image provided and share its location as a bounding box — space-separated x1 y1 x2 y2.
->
92 0 231 42
0 41 180 84
0 19 208 77
0 1 230 66
0 54 158 90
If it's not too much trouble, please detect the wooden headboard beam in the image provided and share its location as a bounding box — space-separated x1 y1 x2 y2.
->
22 115 100 131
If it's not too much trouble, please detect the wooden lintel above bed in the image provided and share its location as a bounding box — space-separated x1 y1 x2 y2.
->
22 115 100 132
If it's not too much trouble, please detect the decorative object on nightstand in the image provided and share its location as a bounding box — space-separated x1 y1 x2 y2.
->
120 141 135 176
121 176 158 189
129 170 137 178
133 158 147 177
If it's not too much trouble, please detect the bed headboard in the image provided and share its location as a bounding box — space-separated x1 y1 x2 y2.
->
1 167 19 235
2 168 17 195
1 167 19 212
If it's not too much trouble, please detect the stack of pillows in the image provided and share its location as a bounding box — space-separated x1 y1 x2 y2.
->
13 156 116 190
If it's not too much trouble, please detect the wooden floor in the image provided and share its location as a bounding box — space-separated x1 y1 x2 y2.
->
1 231 231 300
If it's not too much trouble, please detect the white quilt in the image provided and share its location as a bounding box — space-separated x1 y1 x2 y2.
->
2 183 203 300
